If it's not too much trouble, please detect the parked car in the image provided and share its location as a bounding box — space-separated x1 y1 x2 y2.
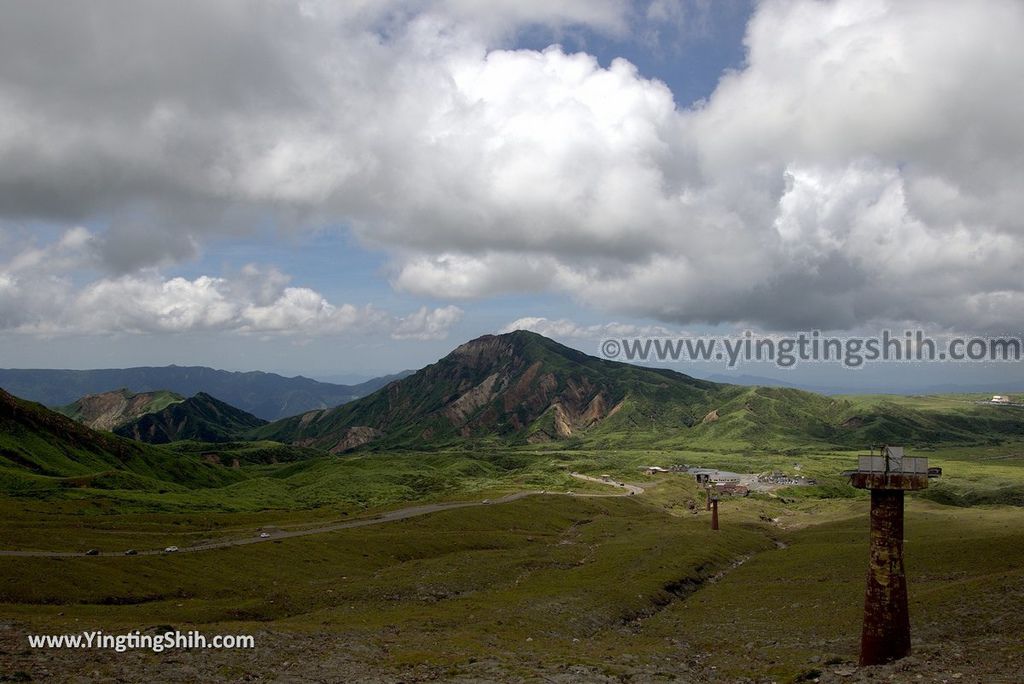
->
164 546 179 553
259 532 271 538
482 499 491 504
124 549 138 556
85 549 99 556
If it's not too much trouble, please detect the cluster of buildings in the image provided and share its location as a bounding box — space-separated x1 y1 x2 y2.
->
648 466 750 496
640 463 817 496
756 471 817 487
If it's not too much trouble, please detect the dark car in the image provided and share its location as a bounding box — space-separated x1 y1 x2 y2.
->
124 549 138 556
85 549 100 556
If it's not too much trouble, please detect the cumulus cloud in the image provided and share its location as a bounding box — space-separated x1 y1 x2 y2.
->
392 305 464 340
0 229 461 339
2 1 1023 332
500 317 679 339
388 0 1024 332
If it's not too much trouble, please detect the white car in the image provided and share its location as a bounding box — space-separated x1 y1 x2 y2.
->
164 546 179 553
482 499 491 504
259 532 271 538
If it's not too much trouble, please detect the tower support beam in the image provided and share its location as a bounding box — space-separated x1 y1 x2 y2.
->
860 489 910 665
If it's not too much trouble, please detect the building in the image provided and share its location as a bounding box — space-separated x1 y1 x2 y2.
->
643 466 670 475
991 395 1011 404
689 468 741 484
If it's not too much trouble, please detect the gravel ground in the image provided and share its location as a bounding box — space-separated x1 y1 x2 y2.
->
2 622 1022 683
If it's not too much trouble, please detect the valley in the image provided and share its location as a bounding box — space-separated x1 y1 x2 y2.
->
2 332 1023 681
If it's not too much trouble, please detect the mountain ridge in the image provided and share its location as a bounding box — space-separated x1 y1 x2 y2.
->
0 366 403 420
0 387 241 491
253 330 1024 453
113 392 268 444
57 388 185 431
253 330 721 451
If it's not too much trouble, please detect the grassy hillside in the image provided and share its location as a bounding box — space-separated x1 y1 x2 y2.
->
0 388 244 493
114 392 267 444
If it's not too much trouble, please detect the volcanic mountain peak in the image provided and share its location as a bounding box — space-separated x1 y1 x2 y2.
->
254 330 717 451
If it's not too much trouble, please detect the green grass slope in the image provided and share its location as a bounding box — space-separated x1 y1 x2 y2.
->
0 388 243 492
114 392 268 444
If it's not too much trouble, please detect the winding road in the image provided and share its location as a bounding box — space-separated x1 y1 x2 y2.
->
0 474 644 559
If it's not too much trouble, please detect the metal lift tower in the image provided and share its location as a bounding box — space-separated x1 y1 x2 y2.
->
846 445 934 666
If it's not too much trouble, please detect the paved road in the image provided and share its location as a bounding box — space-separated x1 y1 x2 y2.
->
0 474 644 559
569 472 645 496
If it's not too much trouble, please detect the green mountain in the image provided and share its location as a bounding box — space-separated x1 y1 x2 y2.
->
114 393 268 444
0 366 408 420
254 331 1024 453
57 388 184 431
253 330 722 451
0 387 241 491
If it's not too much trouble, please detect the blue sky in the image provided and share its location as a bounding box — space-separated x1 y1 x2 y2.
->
2 0 1024 392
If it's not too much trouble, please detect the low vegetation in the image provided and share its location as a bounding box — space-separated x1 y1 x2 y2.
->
2 332 1023 679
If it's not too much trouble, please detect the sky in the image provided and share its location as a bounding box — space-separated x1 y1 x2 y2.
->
1 0 1023 391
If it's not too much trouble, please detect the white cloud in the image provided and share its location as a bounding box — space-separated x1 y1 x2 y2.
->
0 229 461 339
392 305 464 340
2 1 1024 333
384 0 1024 332
500 316 680 339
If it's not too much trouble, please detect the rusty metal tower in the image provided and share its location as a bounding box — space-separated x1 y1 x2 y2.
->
846 446 932 666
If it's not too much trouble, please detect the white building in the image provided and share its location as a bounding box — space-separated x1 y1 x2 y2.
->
991 395 1011 404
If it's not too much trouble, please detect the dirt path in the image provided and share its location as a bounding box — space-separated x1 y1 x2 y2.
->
0 474 644 559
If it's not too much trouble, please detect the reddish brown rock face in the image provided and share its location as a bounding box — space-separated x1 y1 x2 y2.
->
860 489 911 665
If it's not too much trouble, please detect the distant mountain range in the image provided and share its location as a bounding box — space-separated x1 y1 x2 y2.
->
4 331 1024 481
699 372 1024 397
0 366 410 420
254 331 1024 452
